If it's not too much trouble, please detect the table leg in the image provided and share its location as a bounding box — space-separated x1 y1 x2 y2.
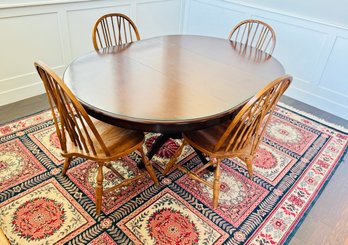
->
190 146 215 170
192 146 208 164
146 134 172 159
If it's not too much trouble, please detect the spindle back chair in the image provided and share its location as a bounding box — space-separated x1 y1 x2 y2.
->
164 75 292 208
34 61 158 214
228 19 276 55
92 13 140 50
0 228 10 245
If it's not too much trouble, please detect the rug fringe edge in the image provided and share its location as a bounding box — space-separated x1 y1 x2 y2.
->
278 102 348 133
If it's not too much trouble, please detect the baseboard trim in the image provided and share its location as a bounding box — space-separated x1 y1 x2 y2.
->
0 82 45 106
285 86 348 120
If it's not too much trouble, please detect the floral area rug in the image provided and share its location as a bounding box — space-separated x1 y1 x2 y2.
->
0 103 347 244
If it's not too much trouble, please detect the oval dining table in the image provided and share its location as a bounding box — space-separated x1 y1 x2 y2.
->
63 34 285 160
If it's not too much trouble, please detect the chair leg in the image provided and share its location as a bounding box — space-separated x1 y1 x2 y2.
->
139 147 159 186
62 156 72 176
245 157 253 178
163 139 187 175
95 163 104 215
212 159 221 209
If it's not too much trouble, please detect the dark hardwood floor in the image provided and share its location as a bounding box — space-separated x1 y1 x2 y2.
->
1 94 347 244
0 94 50 124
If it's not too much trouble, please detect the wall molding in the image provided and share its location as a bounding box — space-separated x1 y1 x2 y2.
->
0 82 45 106
0 0 183 106
184 0 348 120
0 0 96 9
1 0 347 120
222 0 348 30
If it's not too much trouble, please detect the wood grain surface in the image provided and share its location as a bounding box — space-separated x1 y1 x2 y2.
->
64 35 285 132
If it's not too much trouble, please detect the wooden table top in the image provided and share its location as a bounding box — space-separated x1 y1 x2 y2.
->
64 35 285 133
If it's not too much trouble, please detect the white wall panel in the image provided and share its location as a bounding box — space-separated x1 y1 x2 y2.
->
255 17 329 82
184 0 348 120
2 0 348 121
185 0 248 38
0 12 63 80
0 11 64 105
136 0 181 39
319 36 348 94
224 0 348 28
0 0 183 106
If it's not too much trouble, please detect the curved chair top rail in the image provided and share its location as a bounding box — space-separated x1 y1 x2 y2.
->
215 74 292 153
228 19 276 55
92 13 140 50
34 61 110 156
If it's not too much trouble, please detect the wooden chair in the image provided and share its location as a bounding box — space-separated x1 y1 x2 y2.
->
92 13 140 50
34 61 158 215
164 75 292 208
0 228 10 245
228 19 276 55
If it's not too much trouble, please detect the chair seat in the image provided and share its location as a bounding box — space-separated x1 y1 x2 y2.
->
65 117 144 160
163 75 291 208
183 120 252 158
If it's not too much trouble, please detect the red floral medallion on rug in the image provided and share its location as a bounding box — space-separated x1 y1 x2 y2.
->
0 104 347 244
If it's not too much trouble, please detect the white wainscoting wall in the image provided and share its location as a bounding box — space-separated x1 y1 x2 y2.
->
1 0 348 120
0 0 183 106
183 0 348 120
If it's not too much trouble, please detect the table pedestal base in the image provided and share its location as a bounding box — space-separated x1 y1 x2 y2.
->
138 133 213 172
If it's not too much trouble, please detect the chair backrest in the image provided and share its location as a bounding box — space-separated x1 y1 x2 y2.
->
228 19 276 55
214 75 292 154
34 61 110 156
92 13 140 50
230 42 272 62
